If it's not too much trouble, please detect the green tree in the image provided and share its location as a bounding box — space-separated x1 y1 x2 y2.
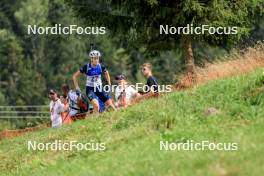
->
244 2 264 44
15 0 49 71
0 29 23 104
68 0 263 77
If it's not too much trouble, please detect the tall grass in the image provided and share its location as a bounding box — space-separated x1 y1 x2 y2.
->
178 42 264 88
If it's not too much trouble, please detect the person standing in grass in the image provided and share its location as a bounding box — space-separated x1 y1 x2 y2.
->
49 89 64 128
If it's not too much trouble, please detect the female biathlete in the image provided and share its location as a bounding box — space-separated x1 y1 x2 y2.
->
72 50 116 113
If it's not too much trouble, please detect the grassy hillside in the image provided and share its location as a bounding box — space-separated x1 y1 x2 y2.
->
1 69 264 176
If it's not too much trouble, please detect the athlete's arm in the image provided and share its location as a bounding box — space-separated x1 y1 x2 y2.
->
104 71 111 85
101 63 111 85
72 71 82 90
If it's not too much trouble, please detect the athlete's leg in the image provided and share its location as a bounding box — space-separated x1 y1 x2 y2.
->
90 98 100 113
86 86 100 113
105 99 116 111
95 88 116 111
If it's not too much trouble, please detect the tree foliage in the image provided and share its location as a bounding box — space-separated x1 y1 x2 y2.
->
68 0 263 73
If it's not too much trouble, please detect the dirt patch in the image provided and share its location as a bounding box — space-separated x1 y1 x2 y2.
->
0 124 49 140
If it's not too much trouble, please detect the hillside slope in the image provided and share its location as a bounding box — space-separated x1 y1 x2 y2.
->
1 69 264 176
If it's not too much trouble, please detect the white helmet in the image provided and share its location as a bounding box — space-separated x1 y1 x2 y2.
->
89 50 101 57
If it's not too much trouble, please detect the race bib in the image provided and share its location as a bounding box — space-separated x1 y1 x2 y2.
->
86 75 102 87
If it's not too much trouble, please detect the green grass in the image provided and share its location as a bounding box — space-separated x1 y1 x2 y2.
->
1 69 264 176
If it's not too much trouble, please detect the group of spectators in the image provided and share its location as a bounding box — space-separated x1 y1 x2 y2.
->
49 50 159 128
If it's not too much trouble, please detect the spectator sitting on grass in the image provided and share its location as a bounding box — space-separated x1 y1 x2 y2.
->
138 63 159 99
114 74 140 108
